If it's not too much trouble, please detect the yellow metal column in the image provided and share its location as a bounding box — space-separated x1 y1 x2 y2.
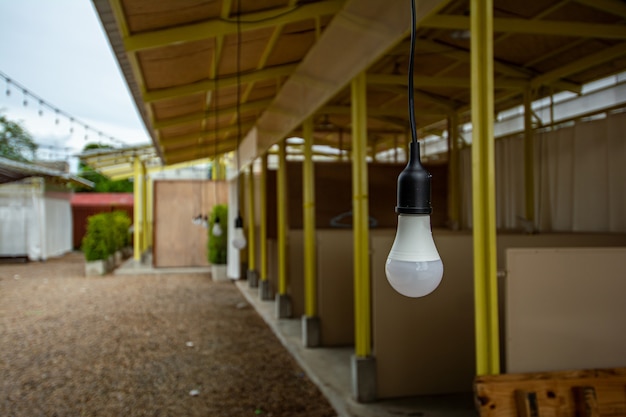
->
447 112 461 230
133 157 142 261
302 117 320 347
352 72 371 358
247 163 259 287
276 139 291 317
146 175 153 249
524 88 535 228
141 161 148 255
471 0 500 375
351 71 375 403
303 117 317 317
259 153 272 300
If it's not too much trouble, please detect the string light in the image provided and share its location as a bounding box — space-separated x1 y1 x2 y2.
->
0 70 128 148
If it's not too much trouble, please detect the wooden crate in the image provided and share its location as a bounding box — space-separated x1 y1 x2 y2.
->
475 368 626 417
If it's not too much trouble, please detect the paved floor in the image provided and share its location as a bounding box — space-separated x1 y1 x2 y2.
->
116 258 478 417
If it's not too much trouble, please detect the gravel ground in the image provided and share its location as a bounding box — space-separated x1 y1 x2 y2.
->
0 252 336 417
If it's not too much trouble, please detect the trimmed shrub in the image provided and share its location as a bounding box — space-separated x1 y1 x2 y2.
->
208 204 228 264
81 211 132 261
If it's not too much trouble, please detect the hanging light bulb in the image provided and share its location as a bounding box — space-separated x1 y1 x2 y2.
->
201 215 209 229
232 213 247 249
385 141 443 298
212 216 223 236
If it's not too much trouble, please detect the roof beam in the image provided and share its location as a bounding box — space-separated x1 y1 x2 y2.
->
530 41 626 88
238 0 454 167
143 63 298 103
164 140 239 165
124 0 345 52
422 15 626 39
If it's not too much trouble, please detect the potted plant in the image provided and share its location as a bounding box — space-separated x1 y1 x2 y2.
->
208 204 228 281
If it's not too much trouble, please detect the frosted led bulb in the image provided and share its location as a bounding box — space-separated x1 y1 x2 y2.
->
212 218 223 236
232 214 247 249
385 141 443 297
386 214 443 297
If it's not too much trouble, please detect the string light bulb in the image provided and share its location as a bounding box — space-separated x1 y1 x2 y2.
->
232 213 247 249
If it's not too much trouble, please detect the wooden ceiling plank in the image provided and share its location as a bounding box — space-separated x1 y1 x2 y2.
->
124 0 345 52
159 121 256 147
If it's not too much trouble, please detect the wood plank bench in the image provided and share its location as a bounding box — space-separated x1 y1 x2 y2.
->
474 368 626 417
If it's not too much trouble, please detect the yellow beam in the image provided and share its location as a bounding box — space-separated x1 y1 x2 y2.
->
524 89 535 225
260 153 268 281
423 15 626 39
124 1 345 52
277 139 288 295
351 72 371 358
471 0 500 375
302 117 317 318
530 42 626 89
133 157 142 261
143 63 298 103
247 164 256 271
322 104 447 117
368 73 527 89
161 139 239 163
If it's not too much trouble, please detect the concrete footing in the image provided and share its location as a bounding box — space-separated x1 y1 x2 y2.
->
275 293 292 318
351 355 377 403
302 315 321 347
247 269 259 288
258 280 272 300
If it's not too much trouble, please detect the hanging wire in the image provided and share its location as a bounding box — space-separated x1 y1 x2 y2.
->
408 0 418 144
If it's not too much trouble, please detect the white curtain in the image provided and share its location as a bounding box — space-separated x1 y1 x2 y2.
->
461 111 626 233
44 196 72 259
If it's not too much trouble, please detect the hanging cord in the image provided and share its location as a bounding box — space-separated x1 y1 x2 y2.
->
213 75 219 200
408 0 418 144
235 0 242 201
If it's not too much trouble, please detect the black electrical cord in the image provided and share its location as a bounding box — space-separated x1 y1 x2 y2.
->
408 0 418 144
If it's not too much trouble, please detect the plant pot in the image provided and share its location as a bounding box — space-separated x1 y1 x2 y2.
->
85 259 108 276
211 264 228 282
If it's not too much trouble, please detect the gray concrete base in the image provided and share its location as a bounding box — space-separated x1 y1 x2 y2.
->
275 294 292 319
351 355 377 403
302 315 321 347
258 280 272 300
247 269 259 288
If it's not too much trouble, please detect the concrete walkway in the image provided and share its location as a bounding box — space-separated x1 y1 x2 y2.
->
116 257 478 417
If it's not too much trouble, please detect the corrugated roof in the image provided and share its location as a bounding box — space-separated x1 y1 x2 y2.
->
0 156 94 188
71 192 134 207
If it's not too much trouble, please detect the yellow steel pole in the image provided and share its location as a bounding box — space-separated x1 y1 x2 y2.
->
524 88 535 226
447 112 461 229
133 157 142 261
351 72 371 358
141 161 148 254
471 0 500 375
146 175 153 248
302 117 317 317
277 139 288 295
260 153 268 282
247 164 256 272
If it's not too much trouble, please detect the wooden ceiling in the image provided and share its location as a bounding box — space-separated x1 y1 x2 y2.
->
93 0 626 167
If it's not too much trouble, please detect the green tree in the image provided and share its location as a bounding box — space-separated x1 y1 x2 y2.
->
75 143 134 192
0 114 38 162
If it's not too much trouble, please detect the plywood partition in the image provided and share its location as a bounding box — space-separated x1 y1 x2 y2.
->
153 180 228 267
506 247 626 374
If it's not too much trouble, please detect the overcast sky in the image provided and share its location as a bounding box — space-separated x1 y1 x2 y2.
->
0 0 150 162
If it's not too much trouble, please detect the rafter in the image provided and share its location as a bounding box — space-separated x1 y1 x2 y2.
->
574 0 626 19
143 63 298 103
158 121 256 148
367 73 528 89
